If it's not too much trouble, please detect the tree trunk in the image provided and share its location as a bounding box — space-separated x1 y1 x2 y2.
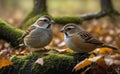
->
18 0 48 28
100 0 114 13
33 0 47 16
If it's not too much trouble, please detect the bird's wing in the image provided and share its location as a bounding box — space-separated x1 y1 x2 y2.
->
20 25 36 39
78 31 103 45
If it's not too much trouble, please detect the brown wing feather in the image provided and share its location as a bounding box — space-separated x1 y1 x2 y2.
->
20 25 36 39
79 31 103 45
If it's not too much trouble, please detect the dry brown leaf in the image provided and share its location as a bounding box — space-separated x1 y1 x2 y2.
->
20 49 29 55
73 58 92 72
0 49 12 59
104 54 120 66
96 56 108 70
73 55 103 73
93 48 114 55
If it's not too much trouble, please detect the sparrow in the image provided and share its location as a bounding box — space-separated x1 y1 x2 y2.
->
60 23 118 53
18 15 55 52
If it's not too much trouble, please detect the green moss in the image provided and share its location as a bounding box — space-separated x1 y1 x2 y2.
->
53 16 82 24
0 19 23 47
0 50 75 74
32 54 75 74
8 51 46 74
18 10 34 28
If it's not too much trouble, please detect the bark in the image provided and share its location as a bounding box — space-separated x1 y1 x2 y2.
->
33 0 47 16
79 0 120 21
101 0 113 13
100 0 120 15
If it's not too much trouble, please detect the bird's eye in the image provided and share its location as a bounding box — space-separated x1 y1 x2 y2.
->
67 28 72 30
43 19 48 22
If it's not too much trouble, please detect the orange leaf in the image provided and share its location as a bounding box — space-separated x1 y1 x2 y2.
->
89 54 95 58
73 59 92 72
73 55 103 72
0 59 13 69
94 48 114 55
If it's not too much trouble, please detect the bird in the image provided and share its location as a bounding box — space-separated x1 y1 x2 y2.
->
60 23 118 53
18 15 55 52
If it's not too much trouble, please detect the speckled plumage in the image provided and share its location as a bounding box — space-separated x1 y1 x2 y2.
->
61 23 118 53
19 15 54 52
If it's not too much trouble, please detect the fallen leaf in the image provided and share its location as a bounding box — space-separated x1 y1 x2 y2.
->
20 49 29 55
73 55 104 73
94 48 114 55
0 59 13 69
104 54 120 65
35 58 44 66
66 48 74 53
73 59 92 72
56 49 67 54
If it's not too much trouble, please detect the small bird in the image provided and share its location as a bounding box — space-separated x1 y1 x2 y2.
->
18 15 55 52
60 23 118 53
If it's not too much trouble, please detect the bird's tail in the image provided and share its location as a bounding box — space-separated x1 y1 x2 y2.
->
102 44 118 50
13 37 24 49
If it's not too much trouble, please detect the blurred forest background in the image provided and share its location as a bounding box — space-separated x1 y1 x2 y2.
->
0 0 120 26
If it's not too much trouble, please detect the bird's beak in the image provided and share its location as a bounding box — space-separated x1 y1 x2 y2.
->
50 20 55 24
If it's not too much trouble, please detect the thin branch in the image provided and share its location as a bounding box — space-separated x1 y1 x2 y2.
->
52 11 110 25
81 11 107 21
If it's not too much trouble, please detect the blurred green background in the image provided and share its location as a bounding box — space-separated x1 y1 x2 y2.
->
0 0 120 26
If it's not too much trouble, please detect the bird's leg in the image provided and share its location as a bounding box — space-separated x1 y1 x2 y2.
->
41 47 49 51
28 47 33 54
29 51 32 54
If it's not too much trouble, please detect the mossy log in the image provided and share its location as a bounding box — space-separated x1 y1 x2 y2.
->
0 19 23 47
0 51 75 74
